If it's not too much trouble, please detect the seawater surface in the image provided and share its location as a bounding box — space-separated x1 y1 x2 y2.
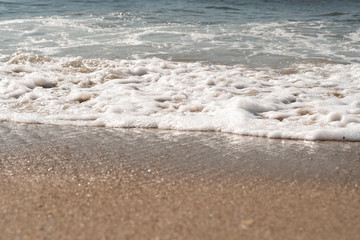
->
0 0 360 141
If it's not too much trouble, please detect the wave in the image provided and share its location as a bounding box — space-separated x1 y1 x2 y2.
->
1 52 360 141
1 15 359 65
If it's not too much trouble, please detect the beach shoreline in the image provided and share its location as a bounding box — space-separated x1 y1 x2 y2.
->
1 123 360 239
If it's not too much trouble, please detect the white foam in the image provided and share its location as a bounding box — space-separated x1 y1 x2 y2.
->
1 52 360 141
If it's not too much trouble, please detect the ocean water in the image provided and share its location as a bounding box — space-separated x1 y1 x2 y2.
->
0 0 360 141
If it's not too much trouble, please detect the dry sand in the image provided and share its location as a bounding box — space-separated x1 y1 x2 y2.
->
0 123 360 240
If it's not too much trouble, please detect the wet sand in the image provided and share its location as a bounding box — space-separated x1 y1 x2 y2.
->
0 123 360 240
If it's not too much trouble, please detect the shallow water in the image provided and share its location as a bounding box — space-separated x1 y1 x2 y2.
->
0 0 359 141
1 0 359 65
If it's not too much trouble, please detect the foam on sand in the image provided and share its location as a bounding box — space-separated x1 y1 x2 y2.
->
1 52 360 141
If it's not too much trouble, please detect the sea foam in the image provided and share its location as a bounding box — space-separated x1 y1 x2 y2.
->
1 52 360 141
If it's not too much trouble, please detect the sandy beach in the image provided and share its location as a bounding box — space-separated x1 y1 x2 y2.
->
0 122 359 239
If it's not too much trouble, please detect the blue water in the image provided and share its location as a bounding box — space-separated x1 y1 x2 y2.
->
0 0 359 66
